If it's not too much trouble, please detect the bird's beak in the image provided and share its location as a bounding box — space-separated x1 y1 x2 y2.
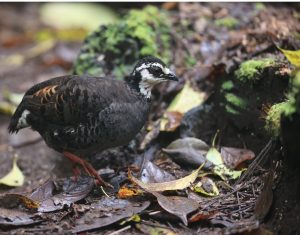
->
165 72 179 81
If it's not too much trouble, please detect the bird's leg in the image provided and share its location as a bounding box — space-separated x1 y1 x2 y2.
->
63 151 111 187
72 163 81 182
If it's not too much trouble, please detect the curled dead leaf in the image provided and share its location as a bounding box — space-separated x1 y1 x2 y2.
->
129 164 203 192
162 137 211 168
141 160 175 183
221 147 255 169
153 192 199 226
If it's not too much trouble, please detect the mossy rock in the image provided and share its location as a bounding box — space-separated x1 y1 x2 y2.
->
281 71 300 163
72 6 172 80
218 58 289 132
235 58 276 83
264 72 300 138
282 71 300 117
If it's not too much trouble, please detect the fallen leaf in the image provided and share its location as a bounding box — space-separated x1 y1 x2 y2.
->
193 177 219 197
160 82 207 132
160 111 183 132
3 89 23 106
35 28 88 42
206 133 243 180
0 193 39 209
129 164 203 192
40 3 118 31
118 186 143 199
254 170 274 222
73 198 150 233
189 210 218 223
0 101 16 116
0 156 24 187
29 178 55 202
206 146 243 180
167 82 206 114
1 40 55 66
0 208 42 227
278 47 300 67
140 161 175 183
137 223 177 235
206 146 223 166
0 176 94 212
120 214 141 225
37 176 94 212
162 137 211 168
153 192 199 226
221 147 255 169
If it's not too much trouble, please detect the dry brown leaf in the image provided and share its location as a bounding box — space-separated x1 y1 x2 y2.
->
129 164 203 192
220 147 255 169
153 192 199 226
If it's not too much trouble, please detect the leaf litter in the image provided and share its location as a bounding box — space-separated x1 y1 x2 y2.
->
0 155 24 187
0 2 297 234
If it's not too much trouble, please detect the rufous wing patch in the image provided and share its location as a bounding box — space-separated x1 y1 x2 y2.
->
33 85 58 103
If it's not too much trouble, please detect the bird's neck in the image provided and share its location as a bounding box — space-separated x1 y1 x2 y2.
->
127 73 152 99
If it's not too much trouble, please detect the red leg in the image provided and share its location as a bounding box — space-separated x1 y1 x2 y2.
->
72 163 81 181
63 151 112 188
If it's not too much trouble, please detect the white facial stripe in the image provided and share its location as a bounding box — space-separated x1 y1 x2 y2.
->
139 69 160 98
140 69 155 81
136 62 165 72
163 67 170 74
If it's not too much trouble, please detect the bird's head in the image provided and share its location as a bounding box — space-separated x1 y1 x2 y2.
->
130 56 178 98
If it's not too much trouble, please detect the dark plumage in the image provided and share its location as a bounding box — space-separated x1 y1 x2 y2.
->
8 56 178 185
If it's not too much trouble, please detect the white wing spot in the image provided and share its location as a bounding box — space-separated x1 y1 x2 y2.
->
17 110 30 129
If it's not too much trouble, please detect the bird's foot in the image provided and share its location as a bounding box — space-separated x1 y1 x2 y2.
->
63 151 112 188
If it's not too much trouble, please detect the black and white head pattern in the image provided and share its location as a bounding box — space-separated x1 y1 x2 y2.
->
133 56 176 98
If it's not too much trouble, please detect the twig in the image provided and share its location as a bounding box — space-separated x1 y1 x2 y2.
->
234 139 273 186
107 225 131 235
236 192 242 220
140 220 175 230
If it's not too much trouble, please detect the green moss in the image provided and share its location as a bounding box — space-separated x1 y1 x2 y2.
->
185 56 197 68
225 104 240 115
72 6 172 78
225 93 248 109
264 72 300 136
221 80 234 91
235 58 275 82
264 102 287 137
215 17 239 29
282 71 300 117
255 3 265 10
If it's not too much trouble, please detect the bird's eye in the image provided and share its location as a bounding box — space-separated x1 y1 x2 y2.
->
150 66 162 74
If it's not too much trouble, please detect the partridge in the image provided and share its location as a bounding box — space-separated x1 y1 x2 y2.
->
8 56 178 185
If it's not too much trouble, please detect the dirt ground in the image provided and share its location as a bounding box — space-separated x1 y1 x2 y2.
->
0 2 300 235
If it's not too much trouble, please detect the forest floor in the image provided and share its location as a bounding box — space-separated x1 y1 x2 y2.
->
0 2 299 235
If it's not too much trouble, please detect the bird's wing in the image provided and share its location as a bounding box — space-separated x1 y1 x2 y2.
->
19 75 133 125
